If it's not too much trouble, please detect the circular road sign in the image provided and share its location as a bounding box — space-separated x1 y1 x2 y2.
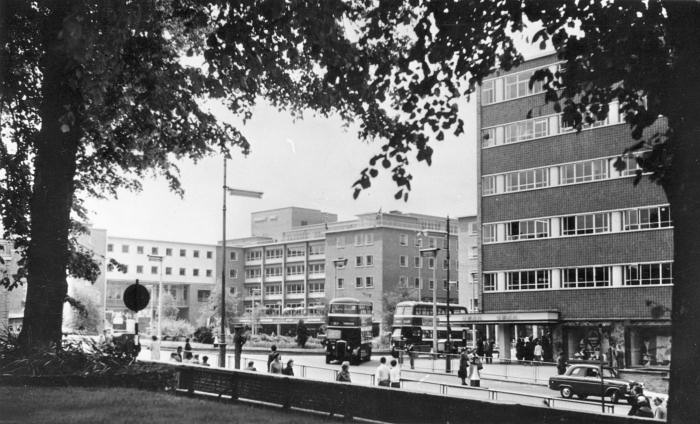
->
123 282 150 312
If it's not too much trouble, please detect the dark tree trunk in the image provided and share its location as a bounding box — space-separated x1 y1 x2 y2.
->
662 3 700 423
18 3 81 351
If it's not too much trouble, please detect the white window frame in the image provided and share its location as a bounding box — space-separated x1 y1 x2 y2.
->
483 224 497 243
505 219 549 241
562 266 611 288
561 213 610 236
625 262 673 286
623 206 672 231
506 270 550 291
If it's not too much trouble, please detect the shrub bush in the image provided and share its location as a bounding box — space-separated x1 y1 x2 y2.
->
0 332 176 390
160 319 194 340
245 334 322 349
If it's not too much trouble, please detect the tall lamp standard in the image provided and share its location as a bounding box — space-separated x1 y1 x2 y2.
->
444 217 452 373
219 157 263 368
147 254 164 341
415 230 428 301
420 247 440 354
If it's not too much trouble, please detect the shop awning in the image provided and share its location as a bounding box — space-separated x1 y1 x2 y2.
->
446 311 560 325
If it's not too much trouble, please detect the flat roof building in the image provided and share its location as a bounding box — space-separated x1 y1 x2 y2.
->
476 55 672 367
219 208 459 335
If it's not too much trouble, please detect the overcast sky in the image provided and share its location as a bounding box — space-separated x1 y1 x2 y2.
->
84 32 547 245
84 98 478 244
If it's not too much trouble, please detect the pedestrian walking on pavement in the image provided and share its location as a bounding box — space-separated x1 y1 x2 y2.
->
267 345 280 372
270 355 283 374
389 359 401 388
406 343 415 369
458 348 469 385
150 335 161 361
375 357 391 386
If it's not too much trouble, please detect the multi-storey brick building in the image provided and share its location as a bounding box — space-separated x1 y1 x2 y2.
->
475 54 672 367
105 237 217 330
219 207 459 336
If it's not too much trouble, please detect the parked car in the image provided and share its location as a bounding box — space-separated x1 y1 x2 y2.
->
548 364 635 403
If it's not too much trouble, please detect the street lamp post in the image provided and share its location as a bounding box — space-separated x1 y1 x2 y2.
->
147 254 164 340
250 288 261 335
445 217 451 373
420 247 440 354
415 230 428 301
598 324 606 413
219 157 263 368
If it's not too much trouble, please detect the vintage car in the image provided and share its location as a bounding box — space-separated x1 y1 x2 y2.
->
548 364 634 403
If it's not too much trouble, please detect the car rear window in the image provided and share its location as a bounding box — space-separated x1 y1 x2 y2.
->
569 367 584 376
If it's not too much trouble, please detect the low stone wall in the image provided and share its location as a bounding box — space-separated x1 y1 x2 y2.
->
176 364 650 424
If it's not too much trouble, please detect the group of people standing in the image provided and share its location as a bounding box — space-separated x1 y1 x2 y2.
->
374 356 401 388
458 348 483 387
514 336 552 363
264 345 295 376
166 338 210 366
475 338 495 364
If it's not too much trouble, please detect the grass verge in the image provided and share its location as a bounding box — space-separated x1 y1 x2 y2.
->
0 386 336 424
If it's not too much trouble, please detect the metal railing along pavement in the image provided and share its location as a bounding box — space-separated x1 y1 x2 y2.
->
394 350 558 385
237 355 616 415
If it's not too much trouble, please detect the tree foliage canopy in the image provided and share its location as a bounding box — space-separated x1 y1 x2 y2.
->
3 1 700 420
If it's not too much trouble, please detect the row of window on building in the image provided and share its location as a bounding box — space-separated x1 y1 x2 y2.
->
335 233 450 249
482 154 643 196
336 276 375 289
107 263 213 278
481 103 620 149
480 64 554 106
482 205 671 243
482 262 672 292
242 282 326 296
243 301 326 316
107 244 213 259
236 244 326 262
395 276 452 291
397 255 460 268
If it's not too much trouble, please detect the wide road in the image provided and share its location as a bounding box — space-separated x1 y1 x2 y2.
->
235 352 635 417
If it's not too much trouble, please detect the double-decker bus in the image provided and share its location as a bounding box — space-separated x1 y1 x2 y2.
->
390 301 470 357
323 297 373 365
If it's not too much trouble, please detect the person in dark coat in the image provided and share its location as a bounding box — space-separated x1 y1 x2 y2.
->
524 337 534 362
484 340 494 364
476 338 485 359
282 359 294 376
267 345 280 372
516 339 525 362
458 349 469 385
556 351 567 375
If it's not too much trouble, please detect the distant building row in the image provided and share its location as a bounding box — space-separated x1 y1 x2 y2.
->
1 207 475 337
